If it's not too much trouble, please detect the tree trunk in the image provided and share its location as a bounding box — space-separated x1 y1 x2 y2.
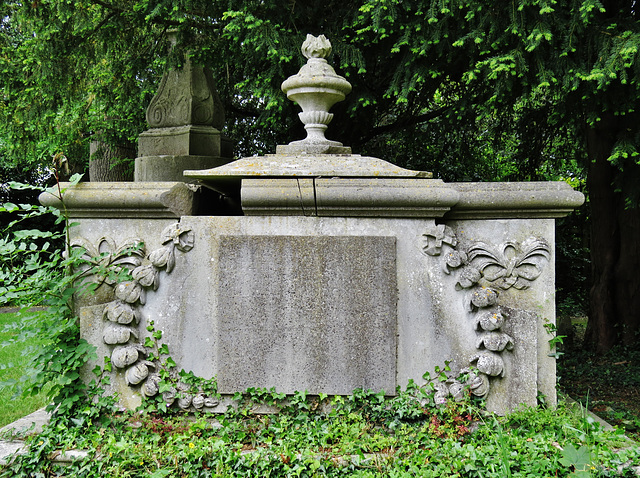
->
613 172 640 345
89 138 135 182
584 115 640 352
584 118 618 353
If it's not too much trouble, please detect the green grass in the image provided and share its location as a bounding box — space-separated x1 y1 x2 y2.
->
0 311 50 429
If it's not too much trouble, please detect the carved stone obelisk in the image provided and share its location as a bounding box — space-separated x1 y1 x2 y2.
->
135 39 232 182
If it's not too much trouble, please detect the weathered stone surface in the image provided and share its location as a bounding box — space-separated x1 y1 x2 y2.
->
145 56 224 130
443 218 558 409
237 178 585 220
61 212 561 414
276 144 352 155
0 408 50 438
187 153 431 180
446 182 585 219
39 182 197 218
240 178 459 217
0 441 27 466
135 154 232 183
51 177 570 415
187 165 583 220
315 178 457 217
484 307 539 412
185 154 432 196
138 125 226 158
241 178 317 216
214 235 397 394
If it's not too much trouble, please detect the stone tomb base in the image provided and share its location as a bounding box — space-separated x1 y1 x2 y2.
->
73 214 557 414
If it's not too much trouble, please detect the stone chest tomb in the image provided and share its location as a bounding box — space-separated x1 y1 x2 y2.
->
41 35 584 415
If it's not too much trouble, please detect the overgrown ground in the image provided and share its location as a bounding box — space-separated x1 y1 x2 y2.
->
559 317 640 442
1 310 640 476
2 311 639 439
2 386 640 477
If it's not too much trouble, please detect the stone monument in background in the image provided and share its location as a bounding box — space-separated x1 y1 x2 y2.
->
41 34 584 415
135 32 233 182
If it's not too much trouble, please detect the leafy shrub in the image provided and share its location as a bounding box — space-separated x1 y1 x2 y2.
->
0 175 119 421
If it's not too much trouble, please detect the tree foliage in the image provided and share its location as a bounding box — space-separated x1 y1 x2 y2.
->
1 0 639 350
1 0 608 177
0 1 162 171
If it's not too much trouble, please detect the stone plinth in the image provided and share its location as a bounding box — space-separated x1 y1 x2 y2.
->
134 48 232 182
134 154 232 183
138 125 230 158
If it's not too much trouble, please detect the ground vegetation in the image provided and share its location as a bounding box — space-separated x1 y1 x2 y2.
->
1 380 639 477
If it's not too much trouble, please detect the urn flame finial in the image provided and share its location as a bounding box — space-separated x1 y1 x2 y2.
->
277 34 352 155
301 34 332 59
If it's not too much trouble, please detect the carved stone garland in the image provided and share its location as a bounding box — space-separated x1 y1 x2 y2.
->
421 224 550 402
73 224 218 411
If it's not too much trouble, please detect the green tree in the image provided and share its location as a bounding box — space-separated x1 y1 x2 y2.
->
0 1 159 177
1 0 637 352
349 0 639 352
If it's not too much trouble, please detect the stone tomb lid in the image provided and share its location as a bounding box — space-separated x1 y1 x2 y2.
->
183 153 433 195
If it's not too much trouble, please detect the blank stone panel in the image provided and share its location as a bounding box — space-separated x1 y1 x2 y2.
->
216 235 397 395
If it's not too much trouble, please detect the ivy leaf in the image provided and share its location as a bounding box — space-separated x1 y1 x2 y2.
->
158 381 174 393
149 469 172 478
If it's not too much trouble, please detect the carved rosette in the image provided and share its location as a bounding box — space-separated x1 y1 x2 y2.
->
421 226 550 400
74 223 218 411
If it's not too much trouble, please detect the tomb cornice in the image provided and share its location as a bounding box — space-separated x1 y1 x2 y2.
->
444 181 585 219
38 182 197 219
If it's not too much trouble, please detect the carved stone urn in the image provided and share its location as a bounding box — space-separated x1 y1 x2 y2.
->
278 34 352 154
